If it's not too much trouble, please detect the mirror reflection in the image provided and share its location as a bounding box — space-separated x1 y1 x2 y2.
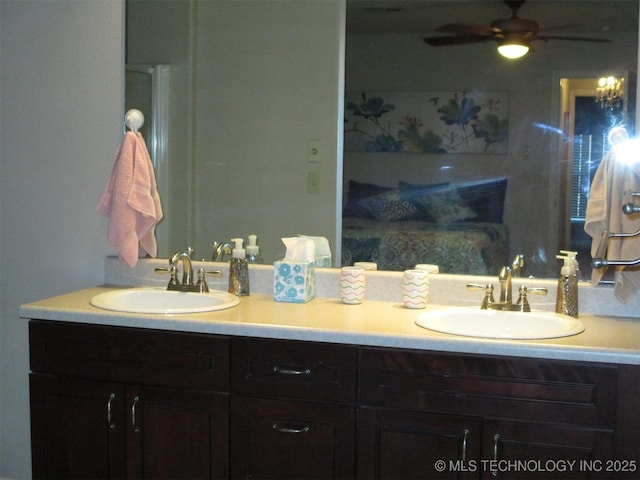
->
127 0 638 279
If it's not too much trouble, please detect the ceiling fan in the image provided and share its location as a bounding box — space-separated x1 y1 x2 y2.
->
424 0 611 59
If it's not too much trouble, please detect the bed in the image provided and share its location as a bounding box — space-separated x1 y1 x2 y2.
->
341 178 510 274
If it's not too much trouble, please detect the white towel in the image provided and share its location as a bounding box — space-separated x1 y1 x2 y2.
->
584 149 640 302
97 131 163 267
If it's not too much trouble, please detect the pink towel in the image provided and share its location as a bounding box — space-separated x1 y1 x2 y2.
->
97 131 163 267
585 149 640 302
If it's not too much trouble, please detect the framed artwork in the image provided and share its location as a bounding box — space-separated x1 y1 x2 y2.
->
345 91 509 154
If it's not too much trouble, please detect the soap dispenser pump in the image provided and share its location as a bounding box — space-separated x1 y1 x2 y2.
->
246 234 263 264
228 238 250 296
555 250 579 317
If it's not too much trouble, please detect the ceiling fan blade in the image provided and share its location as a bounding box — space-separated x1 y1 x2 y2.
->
535 34 611 43
424 34 492 47
434 23 495 36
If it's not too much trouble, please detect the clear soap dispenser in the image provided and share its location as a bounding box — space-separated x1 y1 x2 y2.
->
246 234 263 264
555 250 579 317
228 238 250 296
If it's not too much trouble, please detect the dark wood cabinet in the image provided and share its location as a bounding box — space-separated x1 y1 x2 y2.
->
28 320 640 480
230 337 358 479
29 321 229 479
480 419 613 480
125 385 228 480
357 407 481 480
358 347 637 480
30 374 126 479
231 397 355 479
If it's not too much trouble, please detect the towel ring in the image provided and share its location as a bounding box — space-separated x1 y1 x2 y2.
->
125 109 145 132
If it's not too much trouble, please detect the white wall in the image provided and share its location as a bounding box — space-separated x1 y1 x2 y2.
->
0 1 124 477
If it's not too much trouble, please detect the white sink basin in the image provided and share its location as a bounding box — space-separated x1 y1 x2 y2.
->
415 307 584 339
90 287 240 314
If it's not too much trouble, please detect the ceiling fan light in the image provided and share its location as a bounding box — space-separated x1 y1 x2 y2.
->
497 42 529 59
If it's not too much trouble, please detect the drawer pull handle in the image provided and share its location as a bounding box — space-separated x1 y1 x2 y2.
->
272 423 310 434
273 366 311 376
107 393 116 429
131 396 140 433
461 429 469 462
492 433 500 477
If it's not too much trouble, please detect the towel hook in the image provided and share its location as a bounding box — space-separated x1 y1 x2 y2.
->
124 109 145 132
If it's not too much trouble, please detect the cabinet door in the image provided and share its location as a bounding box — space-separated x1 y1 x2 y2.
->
126 386 229 479
231 396 355 479
30 374 126 479
357 407 481 480
483 419 614 480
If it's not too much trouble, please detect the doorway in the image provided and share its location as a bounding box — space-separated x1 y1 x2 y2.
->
560 76 627 280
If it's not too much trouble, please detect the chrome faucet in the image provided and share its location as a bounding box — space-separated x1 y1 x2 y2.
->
155 247 223 293
511 254 524 277
467 261 547 312
212 241 233 262
498 265 513 304
171 248 195 287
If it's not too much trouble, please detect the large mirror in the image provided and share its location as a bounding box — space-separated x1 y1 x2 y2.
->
126 0 639 279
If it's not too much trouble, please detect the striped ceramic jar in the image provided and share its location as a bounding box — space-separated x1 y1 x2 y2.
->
340 266 366 305
402 269 430 309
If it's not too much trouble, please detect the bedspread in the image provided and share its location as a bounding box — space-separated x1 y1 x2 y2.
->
342 217 509 274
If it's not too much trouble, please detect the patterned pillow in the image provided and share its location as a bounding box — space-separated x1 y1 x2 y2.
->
413 187 478 223
359 189 419 222
343 180 393 219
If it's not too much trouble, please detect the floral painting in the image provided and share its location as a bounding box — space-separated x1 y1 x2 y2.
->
344 91 509 154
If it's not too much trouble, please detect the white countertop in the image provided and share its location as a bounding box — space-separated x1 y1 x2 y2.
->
19 286 640 366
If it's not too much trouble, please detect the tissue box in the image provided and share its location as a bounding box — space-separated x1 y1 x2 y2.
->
314 255 332 268
274 260 316 303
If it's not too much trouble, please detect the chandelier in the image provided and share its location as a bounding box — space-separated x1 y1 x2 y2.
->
597 76 624 109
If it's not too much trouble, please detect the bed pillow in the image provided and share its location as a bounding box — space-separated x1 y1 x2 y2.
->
455 178 508 223
400 178 507 223
359 189 420 222
397 181 450 221
409 187 478 223
343 180 393 219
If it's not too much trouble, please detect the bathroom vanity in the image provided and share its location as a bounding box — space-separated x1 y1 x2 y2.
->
22 282 640 480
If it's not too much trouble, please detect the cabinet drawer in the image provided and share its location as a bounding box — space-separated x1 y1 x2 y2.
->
29 321 229 391
231 337 358 403
360 348 617 427
231 396 355 479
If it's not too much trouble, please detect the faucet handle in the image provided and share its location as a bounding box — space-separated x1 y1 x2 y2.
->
467 283 495 309
195 268 224 293
526 286 548 296
516 285 548 312
155 265 179 286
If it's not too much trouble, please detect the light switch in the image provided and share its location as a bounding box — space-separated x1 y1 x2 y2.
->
307 171 321 194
